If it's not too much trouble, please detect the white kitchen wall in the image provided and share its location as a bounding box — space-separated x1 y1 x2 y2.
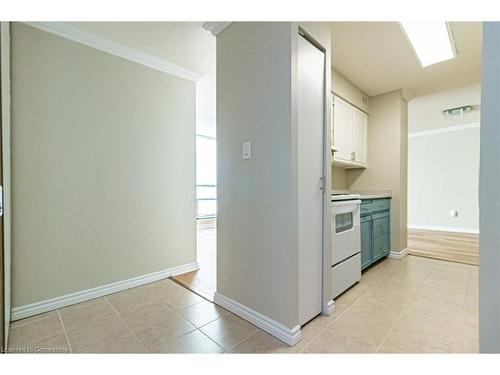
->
408 83 480 133
408 125 480 233
408 84 481 233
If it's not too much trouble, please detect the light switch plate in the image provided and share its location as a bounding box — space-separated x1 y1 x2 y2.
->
242 141 251 159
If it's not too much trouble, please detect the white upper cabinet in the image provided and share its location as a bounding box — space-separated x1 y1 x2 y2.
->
332 95 368 168
332 95 352 163
352 107 368 165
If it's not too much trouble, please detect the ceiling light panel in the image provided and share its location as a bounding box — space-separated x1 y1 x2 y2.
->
400 21 455 67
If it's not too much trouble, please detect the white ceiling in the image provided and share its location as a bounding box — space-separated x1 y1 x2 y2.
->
330 22 482 97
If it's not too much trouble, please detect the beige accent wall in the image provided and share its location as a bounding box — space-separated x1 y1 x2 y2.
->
11 23 196 307
66 22 216 137
346 90 408 252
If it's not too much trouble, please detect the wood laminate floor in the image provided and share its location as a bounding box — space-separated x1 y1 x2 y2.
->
408 229 479 266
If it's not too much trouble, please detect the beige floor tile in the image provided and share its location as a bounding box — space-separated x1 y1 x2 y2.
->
178 300 229 328
370 277 421 296
155 286 205 310
289 319 332 352
65 313 133 352
360 288 415 311
423 275 469 294
76 334 147 353
10 311 58 329
8 254 474 354
117 300 177 331
335 308 396 339
107 287 161 312
305 322 382 353
59 298 115 331
378 330 458 353
156 330 224 353
227 330 297 353
389 268 431 285
121 306 196 353
416 284 466 307
391 311 462 345
407 295 464 324
200 313 260 350
403 255 437 269
30 332 70 354
140 278 183 294
427 268 471 283
8 313 63 347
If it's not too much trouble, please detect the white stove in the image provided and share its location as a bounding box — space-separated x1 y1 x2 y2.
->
331 193 361 298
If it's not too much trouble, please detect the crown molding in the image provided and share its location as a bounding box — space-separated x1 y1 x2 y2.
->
408 121 480 138
23 22 202 82
203 22 232 36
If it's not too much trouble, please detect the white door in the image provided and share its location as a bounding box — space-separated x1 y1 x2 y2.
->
297 33 324 325
352 108 367 165
332 96 352 162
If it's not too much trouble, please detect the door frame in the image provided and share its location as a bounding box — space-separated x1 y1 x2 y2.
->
296 25 334 318
1 21 12 348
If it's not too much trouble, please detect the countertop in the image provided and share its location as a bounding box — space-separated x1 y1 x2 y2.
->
332 189 392 200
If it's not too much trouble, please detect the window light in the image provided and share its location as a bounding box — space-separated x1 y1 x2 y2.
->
400 21 455 67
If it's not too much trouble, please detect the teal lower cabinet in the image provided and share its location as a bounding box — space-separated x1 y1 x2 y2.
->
360 198 391 270
360 216 372 269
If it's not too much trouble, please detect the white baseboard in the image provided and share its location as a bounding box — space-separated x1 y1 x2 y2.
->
321 300 335 316
389 248 409 259
408 225 479 234
213 292 301 347
11 262 199 321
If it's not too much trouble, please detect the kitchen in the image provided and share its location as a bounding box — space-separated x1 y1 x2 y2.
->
212 21 479 352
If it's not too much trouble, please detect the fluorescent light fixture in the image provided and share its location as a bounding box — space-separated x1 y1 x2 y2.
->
400 21 455 67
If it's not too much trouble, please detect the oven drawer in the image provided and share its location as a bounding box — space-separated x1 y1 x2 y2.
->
331 253 361 298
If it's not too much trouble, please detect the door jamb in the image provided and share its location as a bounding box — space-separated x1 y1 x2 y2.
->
1 21 12 348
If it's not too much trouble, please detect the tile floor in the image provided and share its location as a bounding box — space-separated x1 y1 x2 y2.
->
7 255 478 353
173 221 216 301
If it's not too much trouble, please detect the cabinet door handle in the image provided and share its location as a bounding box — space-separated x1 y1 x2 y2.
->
351 151 356 161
